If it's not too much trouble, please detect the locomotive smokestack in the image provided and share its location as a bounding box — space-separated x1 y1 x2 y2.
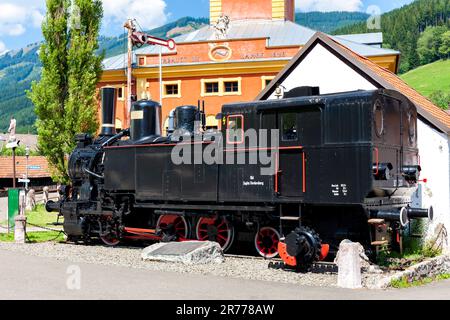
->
100 87 117 136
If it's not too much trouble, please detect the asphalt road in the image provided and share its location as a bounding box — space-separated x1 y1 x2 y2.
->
1 249 450 300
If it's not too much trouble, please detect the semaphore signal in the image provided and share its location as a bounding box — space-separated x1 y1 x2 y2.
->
123 19 177 128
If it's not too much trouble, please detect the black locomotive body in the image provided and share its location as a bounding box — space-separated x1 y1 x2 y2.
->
47 87 432 268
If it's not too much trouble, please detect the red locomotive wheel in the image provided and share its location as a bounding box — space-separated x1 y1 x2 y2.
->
196 217 234 252
157 215 189 240
255 227 280 258
100 233 121 246
100 217 121 246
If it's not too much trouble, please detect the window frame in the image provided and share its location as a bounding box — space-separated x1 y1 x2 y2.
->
117 86 125 101
204 81 220 96
261 76 275 90
222 77 242 96
201 77 242 97
162 80 182 98
223 80 239 94
280 112 299 142
226 114 245 145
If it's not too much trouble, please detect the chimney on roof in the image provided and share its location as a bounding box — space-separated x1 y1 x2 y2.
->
210 0 295 24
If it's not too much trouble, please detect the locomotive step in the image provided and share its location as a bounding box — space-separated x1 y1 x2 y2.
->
368 219 385 225
371 240 389 246
280 216 301 221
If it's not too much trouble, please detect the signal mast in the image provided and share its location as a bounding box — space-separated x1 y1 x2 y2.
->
123 19 176 127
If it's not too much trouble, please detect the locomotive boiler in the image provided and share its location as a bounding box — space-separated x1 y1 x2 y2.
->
47 86 433 269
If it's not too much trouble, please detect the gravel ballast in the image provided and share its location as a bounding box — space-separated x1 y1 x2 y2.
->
0 242 390 288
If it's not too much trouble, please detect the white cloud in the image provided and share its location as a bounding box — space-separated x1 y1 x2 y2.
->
296 0 363 12
31 10 45 28
0 40 7 55
0 2 45 36
8 24 27 36
102 0 168 31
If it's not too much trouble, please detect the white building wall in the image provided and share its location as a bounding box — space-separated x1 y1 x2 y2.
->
412 120 450 247
268 43 376 100
265 44 450 246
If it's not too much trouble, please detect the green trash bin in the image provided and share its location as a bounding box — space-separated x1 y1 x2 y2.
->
8 189 20 230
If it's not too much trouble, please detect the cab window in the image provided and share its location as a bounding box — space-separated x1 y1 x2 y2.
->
227 115 244 144
281 113 298 141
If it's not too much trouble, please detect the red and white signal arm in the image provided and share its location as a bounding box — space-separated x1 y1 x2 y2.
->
147 36 176 50
167 39 176 50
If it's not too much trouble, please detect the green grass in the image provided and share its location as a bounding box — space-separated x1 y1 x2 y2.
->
0 204 64 244
26 204 62 227
0 231 65 243
376 235 442 270
391 273 450 289
400 60 450 97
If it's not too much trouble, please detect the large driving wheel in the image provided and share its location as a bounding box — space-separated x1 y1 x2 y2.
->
99 217 121 246
255 226 280 258
196 217 235 252
157 215 189 241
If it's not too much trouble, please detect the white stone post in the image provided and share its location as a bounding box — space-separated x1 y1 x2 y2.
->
43 186 49 204
14 215 27 244
26 189 36 211
336 241 362 289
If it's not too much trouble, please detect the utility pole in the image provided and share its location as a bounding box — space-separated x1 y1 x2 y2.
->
159 46 163 105
25 146 30 192
12 147 16 189
124 19 135 128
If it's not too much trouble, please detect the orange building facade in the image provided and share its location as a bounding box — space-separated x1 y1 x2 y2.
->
99 0 400 132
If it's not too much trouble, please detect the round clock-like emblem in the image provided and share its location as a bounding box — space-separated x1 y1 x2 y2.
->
209 45 232 62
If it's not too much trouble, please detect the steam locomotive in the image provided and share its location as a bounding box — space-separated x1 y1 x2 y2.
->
47 86 433 269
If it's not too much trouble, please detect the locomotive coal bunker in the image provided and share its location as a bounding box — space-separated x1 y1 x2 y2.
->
46 86 433 269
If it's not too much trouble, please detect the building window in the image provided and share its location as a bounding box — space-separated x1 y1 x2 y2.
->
227 115 244 144
205 81 219 94
139 57 146 66
117 86 125 101
162 80 182 98
281 113 298 142
222 78 241 96
166 84 178 96
201 78 242 97
261 76 275 89
224 81 239 93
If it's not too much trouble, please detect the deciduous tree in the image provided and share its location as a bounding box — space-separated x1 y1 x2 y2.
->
28 0 103 183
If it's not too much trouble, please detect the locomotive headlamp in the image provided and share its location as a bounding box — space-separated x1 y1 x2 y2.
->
402 165 421 184
373 163 393 180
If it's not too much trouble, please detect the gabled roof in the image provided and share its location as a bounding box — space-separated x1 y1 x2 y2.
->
257 32 450 134
335 32 383 47
0 156 51 179
102 20 399 71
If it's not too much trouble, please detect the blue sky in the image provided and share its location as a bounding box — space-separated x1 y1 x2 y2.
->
0 0 414 54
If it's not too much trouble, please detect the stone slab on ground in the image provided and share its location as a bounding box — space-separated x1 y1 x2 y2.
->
142 241 224 265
